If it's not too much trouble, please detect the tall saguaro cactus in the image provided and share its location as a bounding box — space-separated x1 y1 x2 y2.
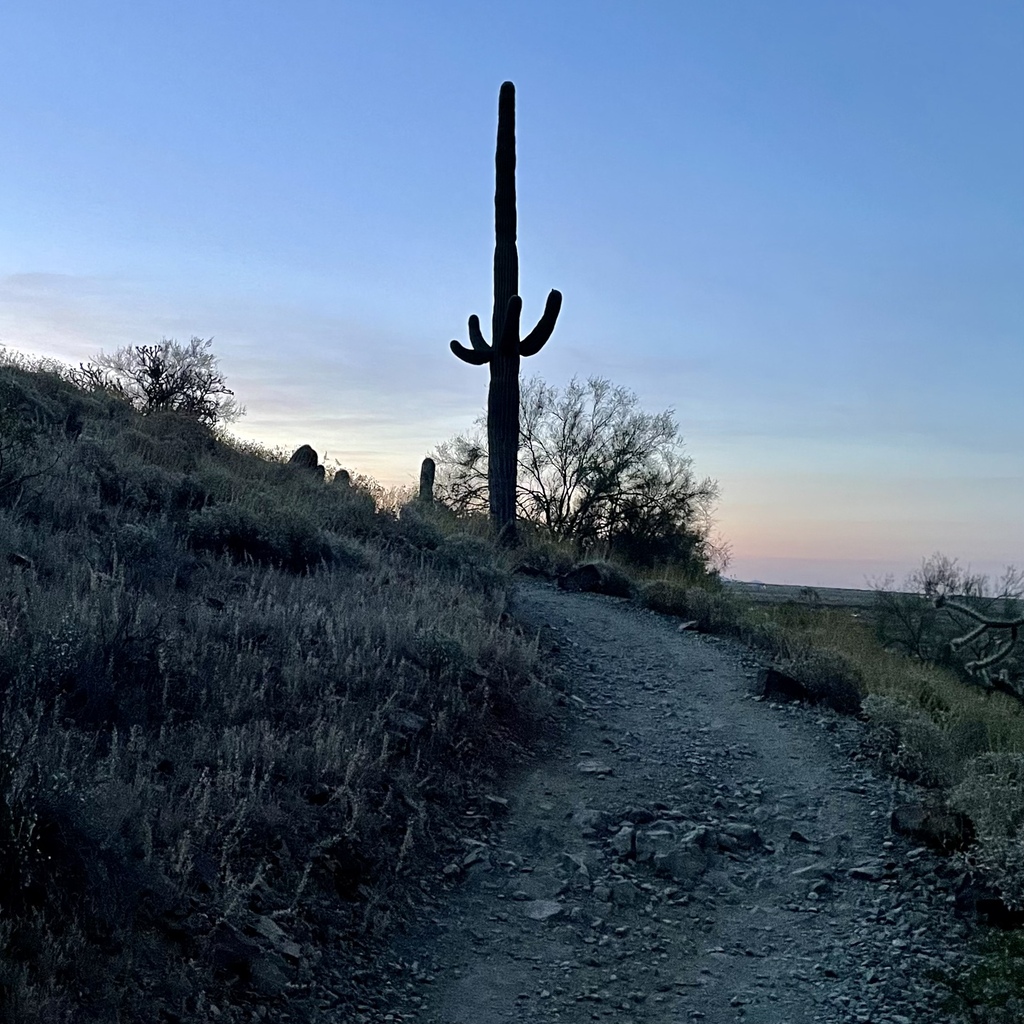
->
449 81 562 543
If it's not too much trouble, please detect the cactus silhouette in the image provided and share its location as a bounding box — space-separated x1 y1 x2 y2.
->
419 457 436 504
449 81 561 543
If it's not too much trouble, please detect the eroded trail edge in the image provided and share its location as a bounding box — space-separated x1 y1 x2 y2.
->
385 581 972 1023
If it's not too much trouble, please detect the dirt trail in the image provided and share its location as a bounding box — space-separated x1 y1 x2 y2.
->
384 580 973 1023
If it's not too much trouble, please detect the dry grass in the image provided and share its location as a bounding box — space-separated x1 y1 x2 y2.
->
750 604 1024 754
0 357 558 1023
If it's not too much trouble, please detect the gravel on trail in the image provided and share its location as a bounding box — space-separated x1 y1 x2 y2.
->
380 579 978 1023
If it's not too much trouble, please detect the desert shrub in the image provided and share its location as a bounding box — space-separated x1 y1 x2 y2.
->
407 627 471 678
395 500 445 550
682 587 729 632
71 337 243 426
787 648 864 715
185 501 335 573
608 522 708 573
947 716 992 764
863 693 957 787
872 554 1024 693
141 409 228 470
0 743 40 919
430 534 508 593
738 618 807 662
937 929 1024 1021
950 753 1024 910
317 482 383 539
639 580 689 617
511 527 577 579
873 588 953 663
639 581 738 633
328 534 377 572
27 593 166 731
122 463 182 513
0 374 70 516
560 559 635 598
112 521 191 591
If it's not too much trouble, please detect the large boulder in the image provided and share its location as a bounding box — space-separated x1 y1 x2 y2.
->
754 666 812 703
558 561 633 598
891 799 974 853
288 444 320 470
954 872 1024 928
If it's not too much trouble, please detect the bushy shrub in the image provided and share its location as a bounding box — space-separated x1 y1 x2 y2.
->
639 580 689 617
186 502 334 573
950 753 1024 909
872 554 1024 690
862 694 957 787
117 411 223 474
946 716 991 764
0 373 69 514
434 375 725 578
430 534 508 594
112 521 192 591
682 587 729 632
407 627 470 678
511 533 577 579
639 581 738 633
738 619 806 662
788 648 864 715
394 500 445 551
71 337 243 426
873 589 952 663
318 481 383 539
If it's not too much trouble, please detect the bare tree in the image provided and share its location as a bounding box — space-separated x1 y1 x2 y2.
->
907 551 990 600
73 337 243 426
434 376 724 571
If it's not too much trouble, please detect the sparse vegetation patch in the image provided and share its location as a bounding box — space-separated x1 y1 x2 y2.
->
0 354 556 1023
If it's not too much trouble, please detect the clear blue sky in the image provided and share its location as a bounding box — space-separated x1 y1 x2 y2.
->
1 1 1021 588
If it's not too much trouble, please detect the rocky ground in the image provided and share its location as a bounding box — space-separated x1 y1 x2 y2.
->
356 579 989 1024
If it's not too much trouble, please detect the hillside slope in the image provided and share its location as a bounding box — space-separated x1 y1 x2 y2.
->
0 360 556 1023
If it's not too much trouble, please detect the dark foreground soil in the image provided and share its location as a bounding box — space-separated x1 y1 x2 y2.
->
372 579 979 1024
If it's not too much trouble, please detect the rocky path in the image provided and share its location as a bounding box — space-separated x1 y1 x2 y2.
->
383 581 974 1023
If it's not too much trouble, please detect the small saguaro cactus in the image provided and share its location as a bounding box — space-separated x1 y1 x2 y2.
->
449 81 561 544
419 457 436 504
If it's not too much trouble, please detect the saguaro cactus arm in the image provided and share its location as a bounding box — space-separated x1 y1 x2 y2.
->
468 315 489 352
451 291 560 363
450 338 491 365
935 595 1024 701
520 289 563 357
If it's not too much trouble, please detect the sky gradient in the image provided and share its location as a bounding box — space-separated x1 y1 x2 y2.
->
1 1 1021 588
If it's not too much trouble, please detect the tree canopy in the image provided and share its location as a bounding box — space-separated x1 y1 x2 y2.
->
434 375 727 573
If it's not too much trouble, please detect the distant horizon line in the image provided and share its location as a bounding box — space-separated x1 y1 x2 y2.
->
725 554 1020 593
